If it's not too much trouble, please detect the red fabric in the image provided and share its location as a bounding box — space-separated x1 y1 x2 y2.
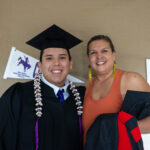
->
131 127 142 143
118 112 132 150
118 111 133 123
118 111 142 150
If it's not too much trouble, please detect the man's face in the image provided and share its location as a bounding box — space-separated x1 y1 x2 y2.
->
38 48 73 87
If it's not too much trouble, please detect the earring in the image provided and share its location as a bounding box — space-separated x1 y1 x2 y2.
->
88 65 92 83
112 62 116 77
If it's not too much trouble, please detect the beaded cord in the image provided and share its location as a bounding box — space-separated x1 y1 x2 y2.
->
34 73 42 150
70 82 83 138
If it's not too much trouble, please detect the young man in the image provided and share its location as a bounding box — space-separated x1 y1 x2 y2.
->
0 24 85 150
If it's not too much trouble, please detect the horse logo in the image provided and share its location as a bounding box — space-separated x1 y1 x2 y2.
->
17 56 31 72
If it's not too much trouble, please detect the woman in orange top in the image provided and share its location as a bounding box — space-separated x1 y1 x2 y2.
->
82 35 150 145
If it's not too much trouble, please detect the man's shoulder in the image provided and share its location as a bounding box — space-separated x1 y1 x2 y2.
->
12 80 34 90
1 80 34 98
20 80 34 88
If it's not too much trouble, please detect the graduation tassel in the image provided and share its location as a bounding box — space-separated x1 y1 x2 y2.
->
78 116 82 141
35 118 39 150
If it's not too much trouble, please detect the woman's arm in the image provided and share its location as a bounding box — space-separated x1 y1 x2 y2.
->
121 71 150 134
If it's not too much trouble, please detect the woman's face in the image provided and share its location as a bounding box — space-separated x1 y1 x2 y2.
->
88 39 115 75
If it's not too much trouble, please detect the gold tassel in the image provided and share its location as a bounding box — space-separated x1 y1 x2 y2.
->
112 63 116 77
88 65 92 83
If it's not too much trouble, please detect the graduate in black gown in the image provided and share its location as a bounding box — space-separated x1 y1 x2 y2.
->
0 24 86 150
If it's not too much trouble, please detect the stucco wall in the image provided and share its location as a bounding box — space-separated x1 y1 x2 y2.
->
0 0 150 95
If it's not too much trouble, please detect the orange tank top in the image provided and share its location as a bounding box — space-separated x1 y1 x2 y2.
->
82 70 124 144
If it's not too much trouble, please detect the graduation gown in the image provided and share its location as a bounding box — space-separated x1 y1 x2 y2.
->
0 80 86 150
84 90 150 150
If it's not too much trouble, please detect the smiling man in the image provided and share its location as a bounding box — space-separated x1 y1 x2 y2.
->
0 24 85 150
38 47 73 87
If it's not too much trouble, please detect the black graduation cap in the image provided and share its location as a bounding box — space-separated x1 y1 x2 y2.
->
26 24 82 51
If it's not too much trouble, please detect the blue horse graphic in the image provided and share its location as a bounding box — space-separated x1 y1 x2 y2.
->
17 56 31 72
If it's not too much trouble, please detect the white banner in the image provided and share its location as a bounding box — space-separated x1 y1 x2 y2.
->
67 74 84 84
146 59 150 85
3 47 39 79
143 59 150 150
3 47 84 83
142 134 150 150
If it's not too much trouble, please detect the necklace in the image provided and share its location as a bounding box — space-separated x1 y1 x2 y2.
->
34 73 83 150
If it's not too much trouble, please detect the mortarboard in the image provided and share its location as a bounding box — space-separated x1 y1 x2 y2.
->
26 24 82 51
